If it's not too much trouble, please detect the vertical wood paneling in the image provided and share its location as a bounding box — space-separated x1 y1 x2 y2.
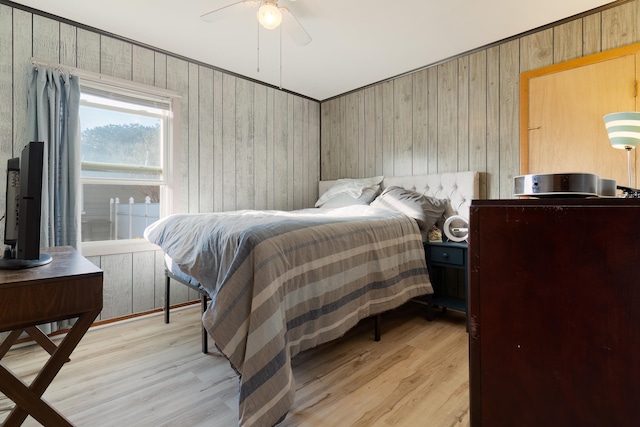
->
32 15 59 62
100 36 132 80
59 23 76 67
457 57 470 172
319 98 333 180
132 45 155 86
426 67 438 174
437 61 458 173
363 86 377 177
393 74 413 175
132 251 155 313
520 29 553 74
602 1 638 50
76 28 100 73
212 70 224 212
308 101 320 205
412 69 428 175
12 9 31 157
344 93 359 176
273 90 289 209
265 87 275 208
187 64 200 213
101 253 133 319
235 78 254 210
373 84 384 176
254 84 268 209
292 96 306 209
287 95 295 210
468 51 488 199
166 56 189 214
198 66 214 212
357 91 365 178
381 81 394 176
554 20 584 63
154 52 167 89
304 99 312 206
498 40 520 199
222 74 237 211
485 46 501 199
583 13 603 55
154 250 165 309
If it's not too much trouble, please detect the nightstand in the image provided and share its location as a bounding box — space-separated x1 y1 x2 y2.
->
424 241 468 321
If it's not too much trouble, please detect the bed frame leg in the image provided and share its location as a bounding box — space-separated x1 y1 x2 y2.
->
165 273 170 324
425 294 434 321
374 314 381 341
201 293 208 354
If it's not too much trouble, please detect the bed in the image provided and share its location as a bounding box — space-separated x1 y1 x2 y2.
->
145 171 478 427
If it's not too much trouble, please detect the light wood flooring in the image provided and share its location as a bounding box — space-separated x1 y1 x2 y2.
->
1 303 470 426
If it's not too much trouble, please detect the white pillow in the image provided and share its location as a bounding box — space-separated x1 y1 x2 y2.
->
315 176 383 208
319 185 381 208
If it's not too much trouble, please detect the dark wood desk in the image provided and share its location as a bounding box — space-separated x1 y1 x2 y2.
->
0 246 103 426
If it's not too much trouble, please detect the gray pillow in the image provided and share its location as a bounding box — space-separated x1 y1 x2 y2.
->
371 186 447 230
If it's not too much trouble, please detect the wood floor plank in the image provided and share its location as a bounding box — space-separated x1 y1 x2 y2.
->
0 304 469 426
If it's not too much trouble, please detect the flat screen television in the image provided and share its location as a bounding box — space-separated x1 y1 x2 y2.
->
0 141 51 269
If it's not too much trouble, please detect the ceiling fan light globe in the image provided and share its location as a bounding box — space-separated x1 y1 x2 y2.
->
257 3 282 29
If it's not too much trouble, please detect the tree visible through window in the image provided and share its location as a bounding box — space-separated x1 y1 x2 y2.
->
82 123 160 169
79 82 170 242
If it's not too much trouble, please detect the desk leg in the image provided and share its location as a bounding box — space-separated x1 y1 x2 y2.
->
1 309 100 427
0 366 72 425
24 326 64 359
0 330 23 358
0 328 70 362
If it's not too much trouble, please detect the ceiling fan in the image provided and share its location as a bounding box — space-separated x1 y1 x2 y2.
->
201 0 312 46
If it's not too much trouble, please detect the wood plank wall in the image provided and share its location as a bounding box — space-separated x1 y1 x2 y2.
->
0 3 320 321
320 0 640 200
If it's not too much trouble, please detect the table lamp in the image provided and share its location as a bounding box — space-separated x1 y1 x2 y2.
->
603 111 640 187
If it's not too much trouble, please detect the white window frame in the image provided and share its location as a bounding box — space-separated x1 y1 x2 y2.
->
76 77 181 257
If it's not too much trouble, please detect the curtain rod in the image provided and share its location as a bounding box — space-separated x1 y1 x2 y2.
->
30 57 181 100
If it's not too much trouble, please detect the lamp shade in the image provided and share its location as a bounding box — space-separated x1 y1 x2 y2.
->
603 112 640 150
257 1 282 30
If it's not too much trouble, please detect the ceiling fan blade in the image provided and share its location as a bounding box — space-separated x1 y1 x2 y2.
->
280 7 312 46
200 0 258 23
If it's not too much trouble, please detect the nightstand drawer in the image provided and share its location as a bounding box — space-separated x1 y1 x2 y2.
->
429 245 465 266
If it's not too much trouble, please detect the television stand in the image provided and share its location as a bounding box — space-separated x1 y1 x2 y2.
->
0 252 52 270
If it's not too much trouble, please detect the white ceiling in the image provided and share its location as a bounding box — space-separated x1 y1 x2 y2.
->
11 0 616 101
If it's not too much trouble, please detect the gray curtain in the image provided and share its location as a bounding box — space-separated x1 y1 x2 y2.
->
26 66 82 334
26 66 81 250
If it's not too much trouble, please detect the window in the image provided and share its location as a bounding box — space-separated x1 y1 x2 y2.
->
79 81 172 245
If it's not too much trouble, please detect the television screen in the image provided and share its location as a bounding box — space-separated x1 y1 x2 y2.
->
4 157 19 246
0 141 51 269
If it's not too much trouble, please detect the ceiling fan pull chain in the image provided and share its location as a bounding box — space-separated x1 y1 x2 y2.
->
257 20 260 72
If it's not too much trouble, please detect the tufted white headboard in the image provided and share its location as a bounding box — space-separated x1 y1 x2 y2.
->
318 171 479 220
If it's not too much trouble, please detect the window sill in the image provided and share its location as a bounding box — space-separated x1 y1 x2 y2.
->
80 239 159 257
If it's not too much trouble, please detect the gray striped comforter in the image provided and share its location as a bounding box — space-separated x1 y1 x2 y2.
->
144 206 432 426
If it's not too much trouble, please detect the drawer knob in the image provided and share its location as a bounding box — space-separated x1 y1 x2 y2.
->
442 252 448 258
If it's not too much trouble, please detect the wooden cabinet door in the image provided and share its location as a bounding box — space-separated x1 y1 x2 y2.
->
520 43 640 188
469 199 640 427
